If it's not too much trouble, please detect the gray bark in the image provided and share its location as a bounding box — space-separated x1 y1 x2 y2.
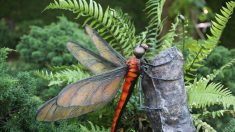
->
142 47 196 132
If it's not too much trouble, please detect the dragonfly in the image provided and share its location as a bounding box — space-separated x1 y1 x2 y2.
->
36 25 150 132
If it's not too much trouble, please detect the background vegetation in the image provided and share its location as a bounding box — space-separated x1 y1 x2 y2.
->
0 0 235 131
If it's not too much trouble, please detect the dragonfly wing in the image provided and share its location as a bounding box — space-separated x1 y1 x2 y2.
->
36 96 105 121
36 67 126 121
85 25 126 66
57 66 127 107
67 42 118 74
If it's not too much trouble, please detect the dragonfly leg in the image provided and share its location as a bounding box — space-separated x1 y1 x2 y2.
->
143 58 150 64
142 53 175 67
138 74 143 110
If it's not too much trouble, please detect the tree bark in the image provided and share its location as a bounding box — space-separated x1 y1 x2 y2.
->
142 47 195 132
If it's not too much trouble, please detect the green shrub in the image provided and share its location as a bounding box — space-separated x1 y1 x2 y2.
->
0 48 40 131
17 16 93 67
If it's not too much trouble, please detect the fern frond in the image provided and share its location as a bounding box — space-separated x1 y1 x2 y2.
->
46 0 137 57
187 58 235 111
205 1 235 48
143 0 165 58
184 1 235 80
183 38 202 80
187 77 235 109
206 58 235 81
158 16 180 51
79 121 109 132
196 110 234 119
35 70 52 81
192 115 217 132
35 66 89 86
48 64 89 73
144 0 165 42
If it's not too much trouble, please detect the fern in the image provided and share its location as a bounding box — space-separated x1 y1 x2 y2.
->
142 0 165 58
35 65 90 86
184 1 235 80
158 16 180 51
206 58 235 81
193 115 217 132
48 64 89 73
187 78 235 109
144 0 165 44
78 121 109 132
46 0 137 57
187 58 235 131
187 58 235 109
195 110 234 119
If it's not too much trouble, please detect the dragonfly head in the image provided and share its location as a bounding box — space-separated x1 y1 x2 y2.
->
134 44 149 59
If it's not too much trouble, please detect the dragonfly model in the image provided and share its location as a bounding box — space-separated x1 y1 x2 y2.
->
36 25 149 132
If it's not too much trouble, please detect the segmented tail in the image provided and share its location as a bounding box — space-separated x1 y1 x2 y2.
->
111 57 140 132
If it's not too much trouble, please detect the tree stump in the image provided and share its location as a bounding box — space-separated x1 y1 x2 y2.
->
142 47 196 132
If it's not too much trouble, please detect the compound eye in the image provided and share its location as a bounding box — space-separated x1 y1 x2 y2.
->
134 46 145 59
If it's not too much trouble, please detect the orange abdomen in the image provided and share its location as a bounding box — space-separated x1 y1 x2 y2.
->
111 57 140 132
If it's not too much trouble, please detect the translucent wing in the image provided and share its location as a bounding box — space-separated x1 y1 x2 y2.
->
57 67 126 107
85 25 126 66
36 96 105 121
36 67 126 121
67 42 117 74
